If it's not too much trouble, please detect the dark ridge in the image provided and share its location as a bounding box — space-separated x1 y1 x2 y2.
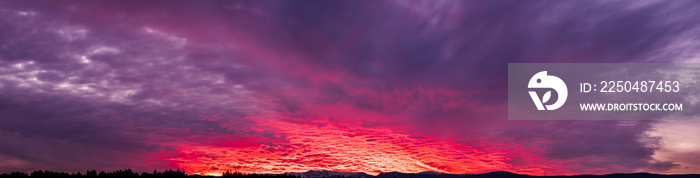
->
376 171 468 178
0 169 191 178
286 170 371 178
469 171 530 178
2 170 700 178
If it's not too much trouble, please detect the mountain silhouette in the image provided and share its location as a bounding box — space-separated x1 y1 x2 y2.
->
3 170 700 178
469 171 527 178
376 171 471 178
287 170 699 178
286 170 371 178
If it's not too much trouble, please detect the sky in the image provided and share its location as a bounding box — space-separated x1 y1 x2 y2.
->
1 0 700 176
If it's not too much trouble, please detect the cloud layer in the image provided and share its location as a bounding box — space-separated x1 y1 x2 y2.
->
1 0 700 175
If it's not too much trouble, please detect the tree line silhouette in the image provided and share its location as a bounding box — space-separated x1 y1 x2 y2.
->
0 169 299 178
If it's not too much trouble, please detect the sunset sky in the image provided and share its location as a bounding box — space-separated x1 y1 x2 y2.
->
1 0 700 176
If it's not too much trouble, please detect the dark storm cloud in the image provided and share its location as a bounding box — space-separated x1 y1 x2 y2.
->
252 0 700 172
0 2 260 171
1 0 700 174
256 1 700 88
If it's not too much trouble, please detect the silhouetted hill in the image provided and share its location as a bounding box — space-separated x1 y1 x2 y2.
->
469 171 530 178
281 170 700 178
376 171 471 178
2 170 700 178
286 170 371 178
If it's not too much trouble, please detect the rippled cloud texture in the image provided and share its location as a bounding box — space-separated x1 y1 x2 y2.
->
1 0 700 176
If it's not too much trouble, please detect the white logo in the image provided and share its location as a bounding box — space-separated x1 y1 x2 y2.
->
528 71 567 110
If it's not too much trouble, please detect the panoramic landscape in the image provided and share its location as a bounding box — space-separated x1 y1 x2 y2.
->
3 170 700 178
1 0 700 178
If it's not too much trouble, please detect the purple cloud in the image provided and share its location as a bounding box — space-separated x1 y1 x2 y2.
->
0 0 699 175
